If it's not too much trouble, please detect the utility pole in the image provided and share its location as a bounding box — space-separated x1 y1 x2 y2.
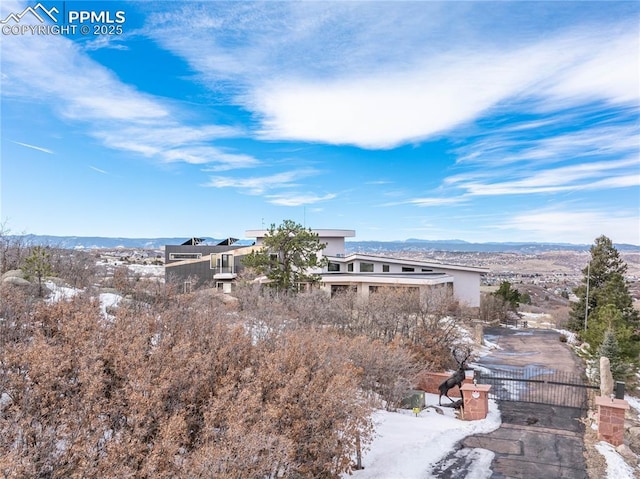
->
584 262 590 332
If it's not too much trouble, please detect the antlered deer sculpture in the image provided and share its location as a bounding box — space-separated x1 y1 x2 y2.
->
438 348 473 406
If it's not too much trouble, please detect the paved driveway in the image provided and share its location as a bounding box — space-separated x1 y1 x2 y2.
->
432 327 589 479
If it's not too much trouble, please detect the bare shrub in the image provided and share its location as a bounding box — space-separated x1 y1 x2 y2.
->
0 286 374 478
50 248 98 289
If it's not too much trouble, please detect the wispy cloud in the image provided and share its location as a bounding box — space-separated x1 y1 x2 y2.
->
13 141 53 154
403 197 466 207
89 166 108 175
500 206 640 245
1 8 254 172
203 169 319 195
447 157 639 197
454 122 640 167
266 193 336 206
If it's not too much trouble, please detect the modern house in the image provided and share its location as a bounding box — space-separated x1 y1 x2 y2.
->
164 237 258 293
164 229 487 307
320 253 485 307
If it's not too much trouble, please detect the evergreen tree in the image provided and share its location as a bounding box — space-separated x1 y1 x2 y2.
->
569 235 639 365
22 246 53 297
598 327 627 381
242 220 327 293
493 281 521 309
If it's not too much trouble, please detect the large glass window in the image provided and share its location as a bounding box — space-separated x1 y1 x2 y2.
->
347 263 354 272
360 262 374 272
328 262 341 272
382 264 390 272
402 267 415 272
211 253 234 273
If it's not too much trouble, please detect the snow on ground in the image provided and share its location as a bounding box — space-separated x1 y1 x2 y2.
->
519 311 554 328
44 281 123 320
554 328 579 345
594 442 637 479
99 292 122 320
343 393 501 479
45 281 80 303
625 395 640 420
591 395 640 478
127 263 164 278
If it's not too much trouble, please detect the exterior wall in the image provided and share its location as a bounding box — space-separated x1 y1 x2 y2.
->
324 254 485 307
443 269 481 307
321 236 347 257
165 250 245 288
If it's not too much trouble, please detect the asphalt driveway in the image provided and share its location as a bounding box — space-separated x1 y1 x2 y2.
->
432 327 589 479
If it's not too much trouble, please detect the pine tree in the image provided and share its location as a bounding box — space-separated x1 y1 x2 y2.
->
242 220 327 293
22 245 53 297
598 327 626 381
493 281 521 309
569 235 639 366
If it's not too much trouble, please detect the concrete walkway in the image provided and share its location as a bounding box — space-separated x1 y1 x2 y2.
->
432 327 589 479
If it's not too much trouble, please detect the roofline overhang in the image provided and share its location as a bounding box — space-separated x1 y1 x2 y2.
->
325 253 489 273
320 273 453 286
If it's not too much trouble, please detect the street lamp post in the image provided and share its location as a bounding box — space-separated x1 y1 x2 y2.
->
584 262 590 332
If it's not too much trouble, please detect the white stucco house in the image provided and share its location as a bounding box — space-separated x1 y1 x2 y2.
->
245 229 487 308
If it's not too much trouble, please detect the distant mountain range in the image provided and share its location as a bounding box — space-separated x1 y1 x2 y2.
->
8 234 640 253
347 240 639 254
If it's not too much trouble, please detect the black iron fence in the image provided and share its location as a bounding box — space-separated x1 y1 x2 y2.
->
476 366 599 409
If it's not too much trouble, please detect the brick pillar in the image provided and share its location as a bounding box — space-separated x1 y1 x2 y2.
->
460 383 491 420
595 396 629 446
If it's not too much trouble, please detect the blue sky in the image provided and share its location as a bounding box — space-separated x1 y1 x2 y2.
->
1 0 639 244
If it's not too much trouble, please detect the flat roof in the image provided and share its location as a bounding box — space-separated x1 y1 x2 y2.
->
246 229 356 238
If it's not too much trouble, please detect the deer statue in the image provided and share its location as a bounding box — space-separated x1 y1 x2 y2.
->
438 348 473 406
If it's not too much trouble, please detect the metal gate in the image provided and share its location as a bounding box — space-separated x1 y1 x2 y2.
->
476 366 598 409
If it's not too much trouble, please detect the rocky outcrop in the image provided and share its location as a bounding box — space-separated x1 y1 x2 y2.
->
599 357 614 397
1 270 30 287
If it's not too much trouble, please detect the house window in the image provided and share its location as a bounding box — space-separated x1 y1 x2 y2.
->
183 281 192 293
360 262 374 272
421 268 433 272
170 253 202 260
402 267 415 272
211 253 234 273
328 262 341 272
220 254 233 273
347 263 354 272
382 264 390 272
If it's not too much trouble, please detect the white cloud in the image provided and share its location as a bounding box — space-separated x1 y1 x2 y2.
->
144 2 638 149
454 123 640 167
446 157 639 197
266 193 336 206
89 166 108 175
406 197 466 207
251 28 637 148
203 169 319 194
251 50 540 148
12 141 53 154
0 11 253 171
